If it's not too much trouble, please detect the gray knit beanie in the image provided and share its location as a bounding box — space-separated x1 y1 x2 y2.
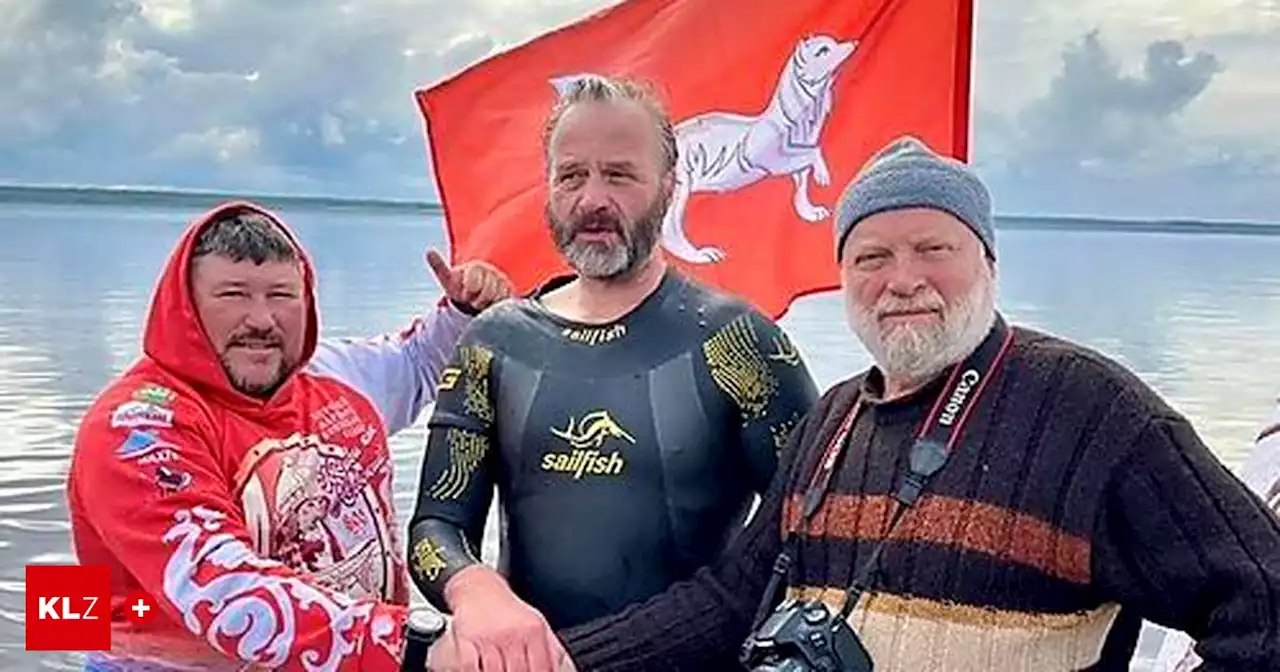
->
834 135 994 261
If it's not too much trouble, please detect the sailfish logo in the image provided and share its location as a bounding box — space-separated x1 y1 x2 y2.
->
543 410 633 478
550 410 636 449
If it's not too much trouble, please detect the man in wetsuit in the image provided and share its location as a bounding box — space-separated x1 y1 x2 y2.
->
406 74 820 669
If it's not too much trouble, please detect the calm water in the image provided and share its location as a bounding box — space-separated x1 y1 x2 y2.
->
3 201 1279 669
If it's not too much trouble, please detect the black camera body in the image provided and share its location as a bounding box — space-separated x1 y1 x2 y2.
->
739 598 874 672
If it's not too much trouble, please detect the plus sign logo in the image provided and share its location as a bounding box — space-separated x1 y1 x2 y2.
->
124 590 157 626
25 564 111 651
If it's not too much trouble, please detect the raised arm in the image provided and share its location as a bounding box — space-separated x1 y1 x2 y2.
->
306 253 513 437
68 392 408 671
307 300 470 436
1092 414 1280 670
702 309 820 491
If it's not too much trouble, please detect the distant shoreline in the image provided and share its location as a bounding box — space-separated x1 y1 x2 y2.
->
2 183 1277 236
0 183 442 215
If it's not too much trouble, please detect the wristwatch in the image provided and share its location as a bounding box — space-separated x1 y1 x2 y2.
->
401 608 447 671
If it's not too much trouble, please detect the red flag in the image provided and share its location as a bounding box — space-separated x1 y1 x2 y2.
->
417 0 974 318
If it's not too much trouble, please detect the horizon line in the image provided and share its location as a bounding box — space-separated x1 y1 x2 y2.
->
0 181 1277 229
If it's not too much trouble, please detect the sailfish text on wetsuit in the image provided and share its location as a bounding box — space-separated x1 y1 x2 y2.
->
541 409 633 479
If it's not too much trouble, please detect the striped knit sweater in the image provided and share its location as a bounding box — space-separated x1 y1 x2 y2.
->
560 323 1280 671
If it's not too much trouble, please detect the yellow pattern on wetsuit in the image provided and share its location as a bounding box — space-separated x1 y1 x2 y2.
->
768 331 803 367
410 537 449 581
459 344 494 423
703 314 778 423
770 409 805 452
428 428 489 500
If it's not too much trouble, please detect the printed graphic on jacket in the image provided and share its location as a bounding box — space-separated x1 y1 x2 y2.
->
240 431 399 602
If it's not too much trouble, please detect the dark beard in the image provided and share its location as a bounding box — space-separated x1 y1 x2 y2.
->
221 328 292 398
222 355 291 398
547 193 667 281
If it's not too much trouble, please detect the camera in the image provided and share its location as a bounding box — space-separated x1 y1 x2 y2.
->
739 597 874 672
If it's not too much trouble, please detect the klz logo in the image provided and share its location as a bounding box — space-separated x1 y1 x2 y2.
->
25 564 111 651
37 596 99 619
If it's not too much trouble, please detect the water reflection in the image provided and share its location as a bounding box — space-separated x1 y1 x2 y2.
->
1 202 1277 668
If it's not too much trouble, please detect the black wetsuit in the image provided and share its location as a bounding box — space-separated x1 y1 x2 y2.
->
406 269 819 630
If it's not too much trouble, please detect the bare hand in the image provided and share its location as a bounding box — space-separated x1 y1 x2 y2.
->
431 568 568 671
428 631 577 672
426 249 513 315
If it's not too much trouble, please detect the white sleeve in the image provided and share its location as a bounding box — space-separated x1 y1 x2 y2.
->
1238 399 1280 496
1149 628 1200 672
305 301 472 436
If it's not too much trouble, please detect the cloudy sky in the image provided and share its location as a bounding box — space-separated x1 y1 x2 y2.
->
2 0 1276 221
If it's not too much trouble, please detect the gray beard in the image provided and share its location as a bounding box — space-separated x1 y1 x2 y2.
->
562 234 647 279
548 195 667 281
848 274 997 390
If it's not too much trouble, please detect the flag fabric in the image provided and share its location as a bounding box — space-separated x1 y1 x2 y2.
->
416 0 975 319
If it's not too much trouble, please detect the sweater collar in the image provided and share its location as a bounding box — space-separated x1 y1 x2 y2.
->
858 312 1009 415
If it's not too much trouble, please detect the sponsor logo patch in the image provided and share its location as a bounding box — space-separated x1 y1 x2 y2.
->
116 430 179 461
110 401 173 429
154 465 192 496
131 384 175 407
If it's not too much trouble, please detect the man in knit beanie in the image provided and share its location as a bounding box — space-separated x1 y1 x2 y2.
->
534 133 1280 672
832 135 1000 397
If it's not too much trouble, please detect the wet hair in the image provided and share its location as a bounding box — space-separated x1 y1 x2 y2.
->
541 74 678 175
191 208 298 264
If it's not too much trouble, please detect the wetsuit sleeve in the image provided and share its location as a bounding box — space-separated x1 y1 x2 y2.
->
1091 414 1280 670
307 300 470 436
556 405 816 671
702 309 820 491
68 392 409 671
406 330 499 610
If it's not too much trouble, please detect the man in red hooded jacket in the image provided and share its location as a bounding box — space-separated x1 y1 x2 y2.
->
66 200 512 671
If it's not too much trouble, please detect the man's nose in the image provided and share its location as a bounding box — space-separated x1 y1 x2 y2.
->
883 258 927 296
242 297 277 329
577 174 613 211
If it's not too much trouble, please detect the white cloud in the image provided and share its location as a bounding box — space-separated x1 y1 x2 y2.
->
157 125 260 163
0 0 1274 217
136 0 195 32
966 0 1280 220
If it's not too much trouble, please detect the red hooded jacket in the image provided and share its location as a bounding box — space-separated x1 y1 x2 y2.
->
66 202 470 670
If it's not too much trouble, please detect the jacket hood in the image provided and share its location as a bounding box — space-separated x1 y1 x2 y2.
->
141 200 320 414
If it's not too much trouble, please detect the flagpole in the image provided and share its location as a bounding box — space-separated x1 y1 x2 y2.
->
955 0 977 161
